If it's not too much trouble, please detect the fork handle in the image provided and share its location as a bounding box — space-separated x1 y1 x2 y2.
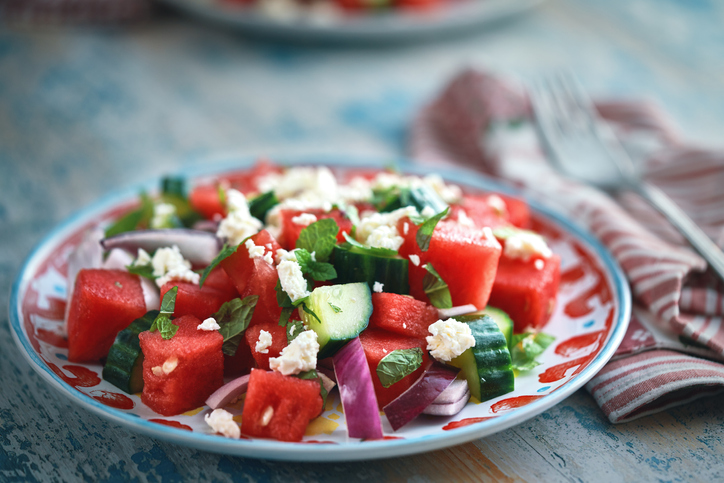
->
637 181 724 281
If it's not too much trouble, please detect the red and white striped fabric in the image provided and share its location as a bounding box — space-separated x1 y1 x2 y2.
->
0 0 151 24
410 69 724 423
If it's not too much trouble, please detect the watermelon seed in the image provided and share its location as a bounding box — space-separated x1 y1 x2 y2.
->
261 406 274 426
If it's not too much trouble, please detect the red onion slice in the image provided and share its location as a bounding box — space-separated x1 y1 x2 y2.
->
102 248 159 311
383 362 459 431
422 385 471 416
437 304 478 319
318 371 336 394
205 374 251 409
101 229 221 265
429 378 469 405
333 338 383 440
64 227 105 328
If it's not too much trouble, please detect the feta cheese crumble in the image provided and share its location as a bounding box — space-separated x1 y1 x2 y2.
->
426 319 476 362
269 330 319 375
133 248 151 267
373 281 384 293
409 254 421 266
277 259 310 302
151 245 199 288
245 238 266 259
291 213 318 226
355 206 418 251
216 189 262 246
487 194 507 216
456 209 475 228
503 231 552 261
198 317 221 331
535 259 545 270
255 330 273 354
205 409 240 439
150 203 177 229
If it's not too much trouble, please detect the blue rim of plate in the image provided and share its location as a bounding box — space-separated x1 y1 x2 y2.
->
8 153 631 462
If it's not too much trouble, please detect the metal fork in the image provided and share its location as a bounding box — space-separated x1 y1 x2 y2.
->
530 72 724 281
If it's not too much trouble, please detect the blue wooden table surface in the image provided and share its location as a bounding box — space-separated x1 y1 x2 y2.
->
2 0 724 481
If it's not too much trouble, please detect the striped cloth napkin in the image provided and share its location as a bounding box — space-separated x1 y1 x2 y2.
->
410 69 724 423
0 0 150 24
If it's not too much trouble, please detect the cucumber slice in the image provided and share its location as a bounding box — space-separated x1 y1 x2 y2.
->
380 185 448 215
301 283 373 359
480 306 514 350
449 314 514 402
333 245 410 295
102 310 157 394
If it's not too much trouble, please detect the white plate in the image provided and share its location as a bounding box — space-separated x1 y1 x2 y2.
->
9 155 630 461
159 0 545 42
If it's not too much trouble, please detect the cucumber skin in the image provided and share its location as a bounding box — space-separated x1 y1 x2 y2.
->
451 315 514 402
102 310 157 394
481 306 514 350
332 246 410 295
303 283 373 359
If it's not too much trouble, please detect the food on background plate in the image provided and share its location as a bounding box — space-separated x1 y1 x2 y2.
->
64 160 560 442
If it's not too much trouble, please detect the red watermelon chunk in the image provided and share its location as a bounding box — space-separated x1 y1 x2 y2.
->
397 220 502 311
189 185 226 221
454 193 530 230
278 208 353 250
139 315 224 416
160 281 237 321
202 267 239 298
369 293 439 339
241 369 323 442
489 254 561 332
244 322 288 370
66 269 146 362
498 194 531 229
358 328 430 409
220 230 282 326
223 336 256 377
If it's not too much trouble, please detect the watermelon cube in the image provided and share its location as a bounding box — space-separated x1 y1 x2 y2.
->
160 280 237 321
189 185 226 220
398 220 502 311
488 254 561 332
369 293 440 339
498 194 530 229
139 315 224 416
241 368 323 442
66 269 147 362
244 322 288 370
358 328 430 409
278 208 353 250
223 336 256 377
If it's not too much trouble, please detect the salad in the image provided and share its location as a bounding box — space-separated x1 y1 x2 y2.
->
64 161 561 442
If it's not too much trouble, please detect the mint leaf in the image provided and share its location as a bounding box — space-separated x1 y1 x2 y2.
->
510 332 555 372
308 261 337 282
295 218 339 263
105 192 154 238
199 244 236 287
286 319 305 343
248 191 279 222
376 348 423 388
275 279 295 309
340 232 397 258
278 307 294 327
301 303 321 324
217 184 227 208
296 369 328 409
422 263 452 309
159 285 178 316
150 286 179 340
213 295 259 356
126 263 155 280
328 302 342 313
161 176 186 198
416 207 449 252
155 315 178 340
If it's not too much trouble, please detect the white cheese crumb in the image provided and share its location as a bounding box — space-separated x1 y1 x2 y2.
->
421 206 436 218
198 317 221 331
263 252 274 266
373 281 384 293
403 222 409 235
487 194 508 216
226 189 251 216
150 203 177 229
260 406 274 427
291 213 318 226
216 189 262 246
535 259 545 270
205 409 240 439
426 319 476 362
265 243 272 250
355 206 418 247
365 225 404 251
245 238 266 259
269 330 319 375
255 330 273 354
409 254 421 266
133 248 151 267
423 174 463 204
457 209 475 228
504 231 552 261
277 259 310 303
482 227 495 242
152 245 199 288
288 324 297 337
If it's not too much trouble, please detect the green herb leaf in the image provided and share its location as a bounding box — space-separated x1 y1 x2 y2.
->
248 191 279 222
286 319 305 343
155 315 179 340
416 207 449 252
161 176 186 197
149 287 179 339
278 307 294 327
199 244 236 288
275 279 295 309
217 185 227 208
301 303 322 324
340 232 398 258
296 369 328 409
126 263 155 280
328 302 342 313
422 263 452 309
105 192 154 238
510 332 555 372
213 295 259 356
376 348 423 388
295 218 339 263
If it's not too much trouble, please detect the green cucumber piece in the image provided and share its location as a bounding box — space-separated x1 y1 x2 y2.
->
301 282 372 359
102 310 158 394
379 185 448 215
248 191 279 222
480 306 514 350
449 314 514 402
332 245 409 295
